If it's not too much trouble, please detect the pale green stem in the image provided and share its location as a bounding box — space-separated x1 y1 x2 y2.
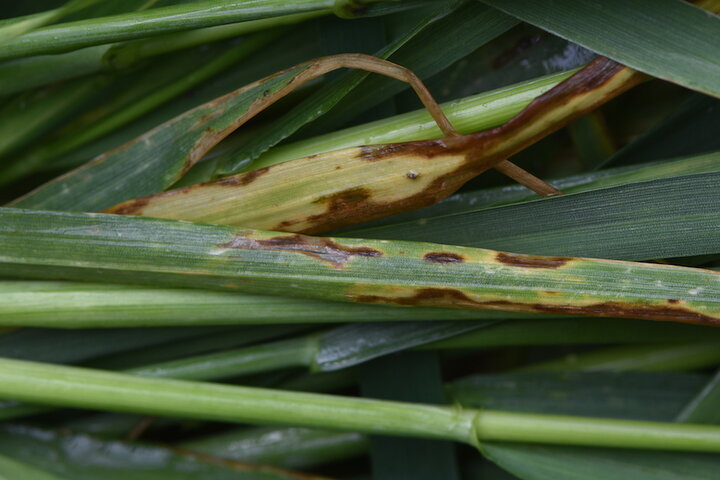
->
474 411 720 452
0 358 719 452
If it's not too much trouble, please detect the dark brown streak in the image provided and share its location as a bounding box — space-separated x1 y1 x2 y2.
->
220 233 382 269
214 167 270 186
349 288 720 327
496 252 570 269
424 252 465 264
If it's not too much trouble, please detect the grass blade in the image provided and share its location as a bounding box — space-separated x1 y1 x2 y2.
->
0 280 522 328
478 0 720 98
352 170 720 261
0 452 65 480
0 0 336 61
2 208 720 325
0 424 328 480
179 427 368 470
677 369 720 424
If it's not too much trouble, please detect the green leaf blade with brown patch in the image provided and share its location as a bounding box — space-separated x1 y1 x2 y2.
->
1 207 719 326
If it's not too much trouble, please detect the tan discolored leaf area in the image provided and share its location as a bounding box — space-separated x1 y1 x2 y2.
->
107 55 644 233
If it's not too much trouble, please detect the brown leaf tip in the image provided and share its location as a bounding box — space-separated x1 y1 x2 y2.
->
496 252 570 269
424 252 465 264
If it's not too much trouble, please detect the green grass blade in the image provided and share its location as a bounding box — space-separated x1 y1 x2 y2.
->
677 369 720 424
103 10 329 70
359 352 461 480
0 424 322 480
0 0 102 43
450 371 707 420
0 280 521 328
482 444 720 480
478 0 720 98
179 427 368 470
2 208 719 325
0 30 281 186
352 170 720 261
88 325 308 370
42 27 326 174
10 62 312 211
0 0 336 61
314 321 494 371
0 74 109 158
0 325 238 364
601 94 720 168
423 318 720 350
0 452 66 480
516 344 720 373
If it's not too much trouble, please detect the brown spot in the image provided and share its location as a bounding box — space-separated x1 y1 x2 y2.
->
668 299 679 304
219 232 382 269
313 187 370 206
352 288 482 308
496 252 570 269
543 291 560 296
424 252 465 264
349 289 720 327
214 167 270 186
106 197 150 215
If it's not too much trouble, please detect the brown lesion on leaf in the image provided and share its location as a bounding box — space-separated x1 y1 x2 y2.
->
348 288 720 327
106 196 151 215
359 138 472 162
424 252 465 264
351 288 484 308
527 301 719 326
496 252 571 269
214 167 270 186
219 232 382 269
